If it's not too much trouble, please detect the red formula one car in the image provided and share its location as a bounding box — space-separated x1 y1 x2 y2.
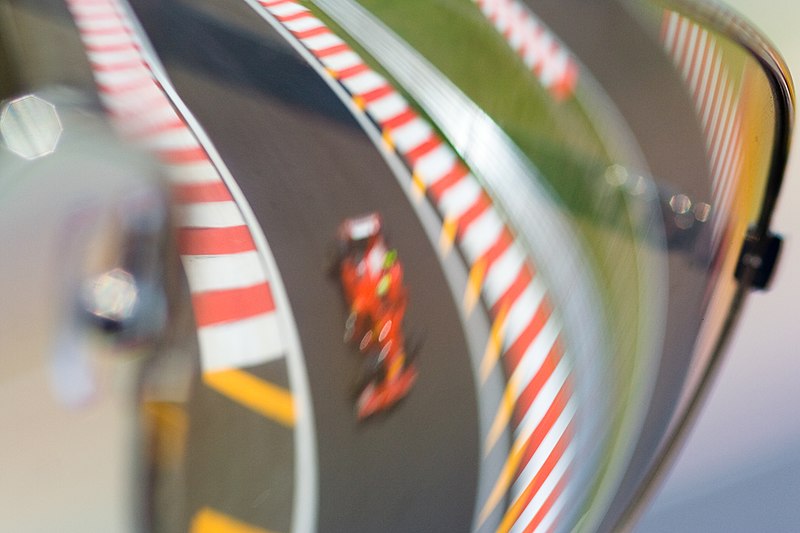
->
332 213 417 420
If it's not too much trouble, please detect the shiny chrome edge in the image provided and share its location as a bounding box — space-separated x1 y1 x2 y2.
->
614 0 795 531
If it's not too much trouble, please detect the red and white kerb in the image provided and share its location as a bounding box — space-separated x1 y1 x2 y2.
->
473 0 579 101
257 1 576 530
66 0 287 373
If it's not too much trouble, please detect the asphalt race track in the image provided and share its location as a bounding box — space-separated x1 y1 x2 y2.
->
127 0 481 531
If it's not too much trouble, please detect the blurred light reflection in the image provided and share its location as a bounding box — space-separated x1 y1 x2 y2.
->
669 194 692 214
626 175 653 198
694 202 712 222
605 164 630 187
83 268 139 326
0 95 63 160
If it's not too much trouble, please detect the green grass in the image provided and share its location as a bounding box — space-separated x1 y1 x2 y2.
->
354 0 613 210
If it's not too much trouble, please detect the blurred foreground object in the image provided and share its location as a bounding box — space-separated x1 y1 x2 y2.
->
0 88 175 531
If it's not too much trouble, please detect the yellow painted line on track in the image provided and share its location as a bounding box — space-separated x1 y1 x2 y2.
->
381 129 395 151
411 172 426 201
144 402 188 467
495 475 533 533
439 215 457 254
477 430 526 528
479 304 508 383
484 376 517 454
204 369 295 428
463 258 486 316
191 507 279 533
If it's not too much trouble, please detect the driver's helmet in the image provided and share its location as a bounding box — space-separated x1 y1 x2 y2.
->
383 249 398 270
376 249 399 298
